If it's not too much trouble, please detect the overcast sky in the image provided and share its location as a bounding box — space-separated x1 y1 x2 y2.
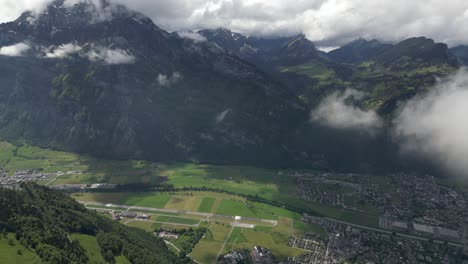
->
1 0 468 48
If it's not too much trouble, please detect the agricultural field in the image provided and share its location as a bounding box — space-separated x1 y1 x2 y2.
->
0 140 383 262
155 215 200 226
81 190 327 263
1 140 382 232
198 197 216 213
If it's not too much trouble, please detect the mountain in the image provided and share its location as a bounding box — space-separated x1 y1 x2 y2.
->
198 28 345 96
375 37 459 68
0 183 187 263
198 28 323 61
450 45 468 65
328 38 392 64
200 29 459 112
0 0 307 166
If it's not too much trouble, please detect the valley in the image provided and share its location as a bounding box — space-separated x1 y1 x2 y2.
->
1 140 467 263
1 0 468 263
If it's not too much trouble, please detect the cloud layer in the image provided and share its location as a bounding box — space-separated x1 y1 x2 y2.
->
177 31 207 43
86 46 135 65
311 89 382 131
2 0 468 48
157 72 182 87
44 43 82 58
394 69 468 176
43 43 136 64
0 42 30 56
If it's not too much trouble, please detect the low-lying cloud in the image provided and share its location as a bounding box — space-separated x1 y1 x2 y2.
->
0 43 30 56
42 43 136 64
216 108 231 123
157 72 182 87
311 89 382 131
44 43 82 58
86 46 136 65
394 69 468 176
177 31 207 43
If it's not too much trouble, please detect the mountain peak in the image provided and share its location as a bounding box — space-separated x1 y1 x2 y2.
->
328 38 392 63
377 36 458 66
14 0 144 29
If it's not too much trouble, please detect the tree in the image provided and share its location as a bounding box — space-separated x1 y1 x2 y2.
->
8 239 14 246
17 249 23 255
104 249 115 263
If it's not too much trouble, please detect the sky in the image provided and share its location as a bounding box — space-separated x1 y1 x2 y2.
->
1 0 468 49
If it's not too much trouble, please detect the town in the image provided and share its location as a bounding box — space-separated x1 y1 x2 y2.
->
2 166 468 263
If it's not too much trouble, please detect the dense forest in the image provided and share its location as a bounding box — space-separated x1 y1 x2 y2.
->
0 183 191 263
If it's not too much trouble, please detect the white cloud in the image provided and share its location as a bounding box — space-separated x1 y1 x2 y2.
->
3 0 468 48
394 69 468 176
111 0 468 47
0 42 30 56
157 72 182 87
0 0 50 23
216 108 231 123
177 31 207 43
86 46 136 65
311 89 382 131
44 43 82 58
42 43 136 64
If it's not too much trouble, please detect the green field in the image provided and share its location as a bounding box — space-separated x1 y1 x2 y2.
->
0 140 380 228
70 234 107 263
0 233 40 264
156 215 200 225
72 192 171 208
164 195 203 211
190 223 232 264
198 197 215 213
216 199 302 220
229 228 305 260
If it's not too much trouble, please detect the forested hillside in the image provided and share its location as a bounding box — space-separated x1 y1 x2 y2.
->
0 183 189 263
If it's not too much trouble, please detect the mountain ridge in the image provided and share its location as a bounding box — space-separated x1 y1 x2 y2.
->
0 0 307 167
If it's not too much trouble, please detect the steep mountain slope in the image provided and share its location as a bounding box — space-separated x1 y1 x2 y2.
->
200 30 459 113
0 183 187 263
198 28 321 60
375 37 458 69
449 45 468 65
328 38 392 64
0 0 307 166
198 28 345 96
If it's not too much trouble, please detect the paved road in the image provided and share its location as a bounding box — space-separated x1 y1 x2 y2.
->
80 201 278 226
81 201 461 248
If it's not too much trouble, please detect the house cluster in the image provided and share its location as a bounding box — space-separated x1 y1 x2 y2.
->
0 169 49 186
221 247 275 264
157 231 179 240
379 216 461 242
379 174 467 228
106 210 150 221
295 173 362 209
222 251 246 264
288 232 327 262
296 213 466 263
